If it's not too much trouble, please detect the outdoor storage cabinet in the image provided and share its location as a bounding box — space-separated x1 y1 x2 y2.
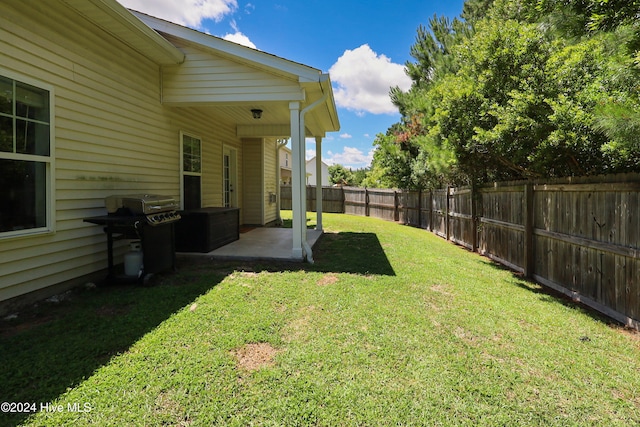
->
175 207 240 253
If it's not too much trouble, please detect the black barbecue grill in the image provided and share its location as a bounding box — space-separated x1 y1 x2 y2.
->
84 194 181 283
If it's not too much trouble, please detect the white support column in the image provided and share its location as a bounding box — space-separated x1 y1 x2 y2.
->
289 102 304 259
315 136 323 231
298 109 308 257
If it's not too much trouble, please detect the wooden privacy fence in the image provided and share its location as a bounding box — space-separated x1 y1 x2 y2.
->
281 175 640 329
279 185 344 213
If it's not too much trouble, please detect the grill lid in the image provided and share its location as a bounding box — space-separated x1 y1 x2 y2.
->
105 194 178 215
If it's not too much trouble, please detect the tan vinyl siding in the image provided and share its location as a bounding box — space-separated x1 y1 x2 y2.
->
161 36 303 104
241 138 277 225
0 2 243 302
242 139 264 225
264 139 277 224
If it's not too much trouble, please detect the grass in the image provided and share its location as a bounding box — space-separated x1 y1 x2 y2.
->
1 212 639 426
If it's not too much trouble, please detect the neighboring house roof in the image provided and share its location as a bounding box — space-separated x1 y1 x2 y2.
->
306 156 329 168
305 156 330 186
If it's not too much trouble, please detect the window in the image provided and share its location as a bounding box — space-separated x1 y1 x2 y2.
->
0 73 53 237
181 132 201 210
285 153 289 167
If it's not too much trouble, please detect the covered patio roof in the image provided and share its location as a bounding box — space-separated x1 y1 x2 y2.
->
55 1 341 261
131 11 339 139
130 10 340 261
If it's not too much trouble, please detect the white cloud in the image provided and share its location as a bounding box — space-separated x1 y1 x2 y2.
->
222 32 257 49
325 146 374 168
329 44 411 115
340 133 353 139
118 0 238 28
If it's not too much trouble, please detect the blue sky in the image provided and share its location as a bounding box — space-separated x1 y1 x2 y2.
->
118 0 466 168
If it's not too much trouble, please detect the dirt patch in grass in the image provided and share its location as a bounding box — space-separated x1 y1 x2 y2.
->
232 343 280 372
282 305 322 343
317 273 339 286
154 391 192 426
610 324 640 344
430 284 454 296
0 314 56 338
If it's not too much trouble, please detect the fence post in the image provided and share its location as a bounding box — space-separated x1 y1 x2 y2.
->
394 190 399 222
471 185 478 252
418 190 422 228
445 186 451 241
523 182 534 278
365 188 369 217
430 190 434 232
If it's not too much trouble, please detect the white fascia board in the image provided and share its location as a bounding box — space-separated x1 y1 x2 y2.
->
132 11 322 83
320 74 340 132
301 75 340 134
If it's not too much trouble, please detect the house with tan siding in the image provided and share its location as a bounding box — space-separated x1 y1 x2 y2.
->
0 0 339 309
279 146 292 185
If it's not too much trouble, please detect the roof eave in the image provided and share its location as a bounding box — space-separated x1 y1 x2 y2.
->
60 0 185 65
131 10 322 82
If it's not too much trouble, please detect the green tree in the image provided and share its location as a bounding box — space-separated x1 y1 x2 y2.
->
537 0 640 33
351 168 369 187
328 164 354 186
371 13 469 189
370 0 640 188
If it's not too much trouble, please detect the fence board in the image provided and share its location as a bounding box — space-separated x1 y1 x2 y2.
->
449 187 474 250
420 191 431 230
478 185 525 270
280 185 292 210
431 189 448 238
398 190 420 226
279 185 343 213
343 187 367 216
368 188 397 221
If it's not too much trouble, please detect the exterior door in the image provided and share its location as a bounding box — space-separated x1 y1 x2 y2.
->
181 132 202 210
223 146 237 207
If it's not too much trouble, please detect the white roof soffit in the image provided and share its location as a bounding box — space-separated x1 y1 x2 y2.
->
131 10 323 84
60 0 185 65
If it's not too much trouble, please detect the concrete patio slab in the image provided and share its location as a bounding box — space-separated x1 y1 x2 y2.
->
177 228 323 262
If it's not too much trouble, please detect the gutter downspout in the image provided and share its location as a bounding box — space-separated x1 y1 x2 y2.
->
298 76 329 263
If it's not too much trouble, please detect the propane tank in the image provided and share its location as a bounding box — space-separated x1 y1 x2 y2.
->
124 241 143 277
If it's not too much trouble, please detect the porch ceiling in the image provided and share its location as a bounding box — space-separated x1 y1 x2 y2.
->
201 101 332 139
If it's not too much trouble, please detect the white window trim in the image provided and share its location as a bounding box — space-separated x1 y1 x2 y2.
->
179 131 202 210
0 68 55 240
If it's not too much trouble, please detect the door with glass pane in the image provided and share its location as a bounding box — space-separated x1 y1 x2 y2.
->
181 133 201 210
223 146 237 207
